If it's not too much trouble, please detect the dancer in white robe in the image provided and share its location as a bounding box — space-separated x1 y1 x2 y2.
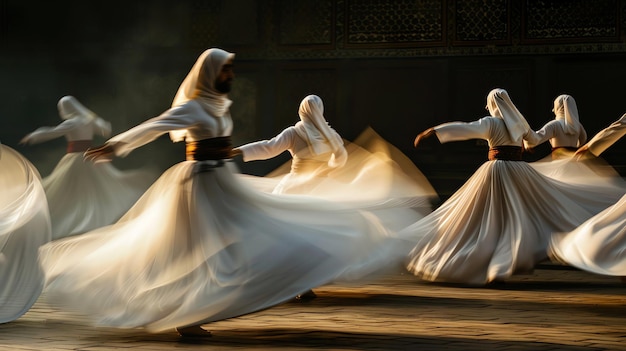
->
21 96 156 239
525 94 587 158
234 94 348 195
39 48 400 336
0 144 51 323
234 95 437 218
400 88 624 285
234 95 438 300
549 113 626 276
524 94 623 187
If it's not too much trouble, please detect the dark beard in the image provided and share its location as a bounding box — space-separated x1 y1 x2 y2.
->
215 80 232 93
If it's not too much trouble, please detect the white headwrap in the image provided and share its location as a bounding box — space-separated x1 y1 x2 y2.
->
294 95 347 168
57 96 97 121
57 95 111 136
170 48 235 142
553 94 583 135
486 88 531 144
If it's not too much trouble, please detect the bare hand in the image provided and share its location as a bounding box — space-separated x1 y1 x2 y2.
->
84 142 117 163
574 144 590 161
19 135 32 145
230 147 243 158
413 128 436 148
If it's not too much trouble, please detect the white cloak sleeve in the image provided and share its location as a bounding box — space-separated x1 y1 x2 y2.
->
109 104 199 157
524 120 558 148
586 114 626 156
434 117 492 144
238 127 296 162
22 119 82 145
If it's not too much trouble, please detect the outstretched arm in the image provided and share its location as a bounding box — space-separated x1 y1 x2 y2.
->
237 127 295 162
576 113 626 158
20 119 80 145
523 122 557 149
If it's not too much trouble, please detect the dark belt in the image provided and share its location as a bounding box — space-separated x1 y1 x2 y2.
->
186 136 233 161
67 140 92 153
551 146 577 152
488 146 523 161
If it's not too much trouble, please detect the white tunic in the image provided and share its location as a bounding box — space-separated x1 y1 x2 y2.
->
524 118 624 187
39 100 400 332
524 119 586 150
400 117 624 285
0 145 51 323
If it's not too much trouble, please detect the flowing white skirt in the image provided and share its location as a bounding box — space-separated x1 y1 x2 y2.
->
240 128 438 231
0 145 51 323
549 193 626 276
39 160 399 332
43 153 156 239
529 151 626 188
400 160 625 285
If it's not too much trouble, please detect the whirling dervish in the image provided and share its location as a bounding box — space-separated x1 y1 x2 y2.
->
400 88 625 285
549 112 626 277
525 94 624 187
21 96 156 239
234 94 437 219
38 48 403 337
0 143 51 324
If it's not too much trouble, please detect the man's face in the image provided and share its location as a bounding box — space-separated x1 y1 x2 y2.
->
215 60 234 93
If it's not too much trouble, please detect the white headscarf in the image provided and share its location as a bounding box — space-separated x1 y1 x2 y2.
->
57 95 111 136
170 48 235 142
486 88 531 144
553 94 583 135
57 96 97 121
294 95 347 168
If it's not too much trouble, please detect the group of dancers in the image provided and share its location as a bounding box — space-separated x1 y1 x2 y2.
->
1 47 625 337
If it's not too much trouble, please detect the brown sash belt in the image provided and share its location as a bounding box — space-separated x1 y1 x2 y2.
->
67 140 92 153
488 146 523 161
551 146 577 152
186 136 233 161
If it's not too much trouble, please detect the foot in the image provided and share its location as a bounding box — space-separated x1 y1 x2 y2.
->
176 325 212 338
295 289 317 301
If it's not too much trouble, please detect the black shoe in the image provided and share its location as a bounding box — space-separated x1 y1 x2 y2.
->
295 289 317 301
176 326 212 338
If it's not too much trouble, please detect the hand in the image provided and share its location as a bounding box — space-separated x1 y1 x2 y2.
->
230 147 242 158
413 128 436 148
574 144 590 161
19 134 32 145
522 140 534 153
84 142 117 163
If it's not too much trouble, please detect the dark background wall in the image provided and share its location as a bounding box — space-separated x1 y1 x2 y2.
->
2 0 625 198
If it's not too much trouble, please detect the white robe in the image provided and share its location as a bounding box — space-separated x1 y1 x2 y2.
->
549 193 626 276
400 117 625 285
39 100 401 332
548 115 626 275
0 145 51 323
24 117 156 239
238 127 438 230
524 119 624 188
